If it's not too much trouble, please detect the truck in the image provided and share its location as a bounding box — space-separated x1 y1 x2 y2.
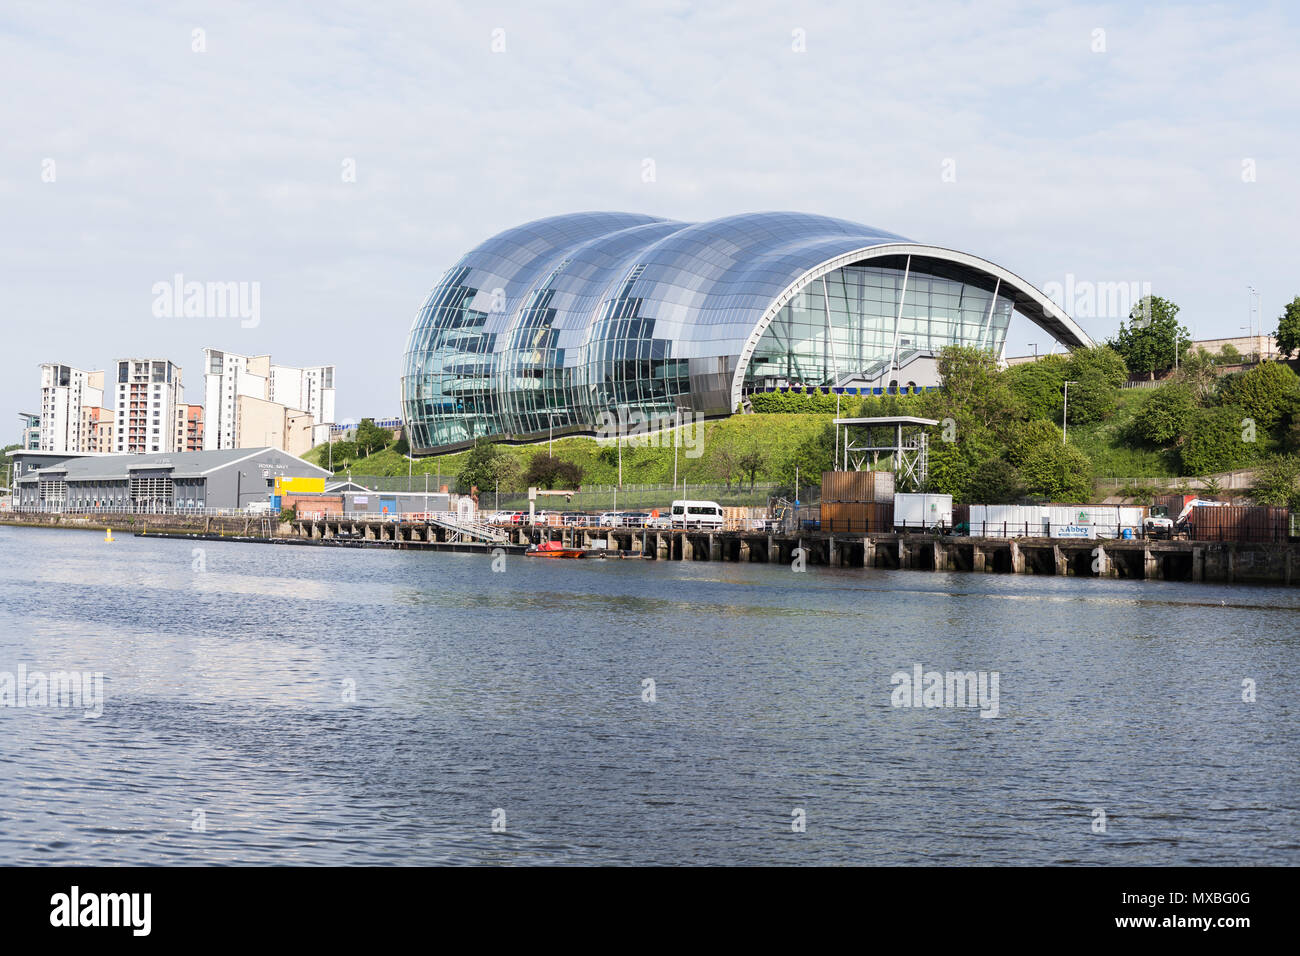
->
1144 498 1226 539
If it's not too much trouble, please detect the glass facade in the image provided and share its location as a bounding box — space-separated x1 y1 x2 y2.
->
401 212 1032 454
745 258 1013 390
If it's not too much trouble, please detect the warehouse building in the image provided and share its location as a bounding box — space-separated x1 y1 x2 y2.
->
12 447 328 513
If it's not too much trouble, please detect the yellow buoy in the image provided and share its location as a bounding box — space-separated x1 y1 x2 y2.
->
104 528 114 542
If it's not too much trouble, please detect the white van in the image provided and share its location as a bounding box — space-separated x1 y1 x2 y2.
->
670 499 725 530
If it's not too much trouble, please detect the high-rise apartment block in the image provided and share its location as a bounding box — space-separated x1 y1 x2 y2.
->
39 364 105 454
182 405 205 451
113 359 184 454
203 348 335 454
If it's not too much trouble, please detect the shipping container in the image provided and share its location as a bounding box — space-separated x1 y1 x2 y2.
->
965 503 1147 538
893 493 953 530
1186 505 1289 543
821 470 894 503
819 501 894 533
968 504 1047 537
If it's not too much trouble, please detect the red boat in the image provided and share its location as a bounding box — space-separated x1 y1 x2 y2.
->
525 540 586 558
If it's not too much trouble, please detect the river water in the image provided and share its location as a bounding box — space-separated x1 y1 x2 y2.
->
0 524 1295 865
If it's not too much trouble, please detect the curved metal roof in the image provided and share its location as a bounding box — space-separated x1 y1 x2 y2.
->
401 211 1092 452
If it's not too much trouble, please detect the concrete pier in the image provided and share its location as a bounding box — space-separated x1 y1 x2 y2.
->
5 512 1299 586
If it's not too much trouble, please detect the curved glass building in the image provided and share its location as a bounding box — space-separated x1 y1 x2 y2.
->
401 211 1091 454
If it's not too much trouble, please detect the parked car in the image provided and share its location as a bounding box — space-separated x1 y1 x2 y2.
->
621 511 651 528
646 513 672 529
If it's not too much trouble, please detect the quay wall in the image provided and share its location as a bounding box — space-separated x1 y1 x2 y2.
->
4 512 1297 585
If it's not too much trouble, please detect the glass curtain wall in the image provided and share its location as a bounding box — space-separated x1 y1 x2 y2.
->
743 261 1013 391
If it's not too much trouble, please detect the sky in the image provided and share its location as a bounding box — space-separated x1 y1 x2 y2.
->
2 0 1297 429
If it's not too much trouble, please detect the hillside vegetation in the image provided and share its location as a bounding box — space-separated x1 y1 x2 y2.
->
307 345 1300 505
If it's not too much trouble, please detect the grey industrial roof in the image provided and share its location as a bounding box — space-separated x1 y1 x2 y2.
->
17 447 328 483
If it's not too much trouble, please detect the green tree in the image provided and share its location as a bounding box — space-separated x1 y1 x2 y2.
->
1061 345 1128 424
456 438 519 494
1066 344 1129 389
1132 383 1198 446
967 457 1022 504
1217 342 1242 365
1018 440 1093 501
1214 361 1300 430
328 440 358 467
354 418 391 456
1005 419 1062 466
926 439 978 500
1003 354 1067 421
1178 406 1258 474
523 454 583 490
1275 295 1300 358
926 428 1001 499
738 445 766 491
931 345 1023 433
775 423 834 490
709 444 739 489
1175 347 1220 402
1250 454 1300 508
1108 295 1190 378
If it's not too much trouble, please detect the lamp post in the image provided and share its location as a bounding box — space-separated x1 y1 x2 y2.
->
1247 284 1256 347
1063 381 1078 444
672 408 680 497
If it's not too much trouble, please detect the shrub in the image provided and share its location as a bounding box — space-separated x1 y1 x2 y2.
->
1249 454 1300 508
1178 405 1259 474
1004 354 1067 421
1214 361 1300 430
523 454 583 490
1005 419 1062 466
750 391 840 414
967 457 1022 504
1132 383 1197 446
1018 440 1093 501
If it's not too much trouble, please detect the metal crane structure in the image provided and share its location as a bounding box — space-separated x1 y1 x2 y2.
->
832 416 939 492
528 486 577 525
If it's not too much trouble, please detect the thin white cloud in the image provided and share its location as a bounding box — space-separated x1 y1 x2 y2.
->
0 0 1296 422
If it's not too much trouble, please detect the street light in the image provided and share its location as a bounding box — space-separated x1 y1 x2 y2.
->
1063 381 1079 444
1247 285 1257 345
672 408 680 496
